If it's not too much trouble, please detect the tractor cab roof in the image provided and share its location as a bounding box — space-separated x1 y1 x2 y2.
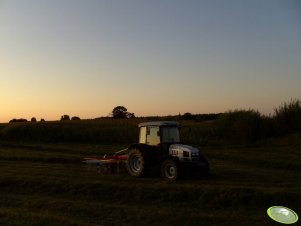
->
138 121 179 128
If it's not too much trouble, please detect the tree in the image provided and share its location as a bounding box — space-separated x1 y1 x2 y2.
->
71 116 81 120
182 112 194 120
126 112 135 119
60 115 70 121
112 106 128 118
40 118 45 122
112 106 135 119
31 117 37 122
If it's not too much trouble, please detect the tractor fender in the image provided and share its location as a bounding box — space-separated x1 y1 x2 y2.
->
128 143 152 163
128 143 148 152
161 155 180 164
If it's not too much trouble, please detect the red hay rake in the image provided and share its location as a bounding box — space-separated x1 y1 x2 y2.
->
83 149 128 174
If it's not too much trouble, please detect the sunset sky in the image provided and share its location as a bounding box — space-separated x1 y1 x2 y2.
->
1 0 300 122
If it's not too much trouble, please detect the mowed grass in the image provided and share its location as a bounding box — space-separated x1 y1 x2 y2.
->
0 144 300 226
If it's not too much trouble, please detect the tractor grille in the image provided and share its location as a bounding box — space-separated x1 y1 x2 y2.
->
191 153 200 161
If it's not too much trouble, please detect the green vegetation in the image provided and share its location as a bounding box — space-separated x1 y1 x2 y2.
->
274 99 301 135
1 99 300 146
0 119 140 144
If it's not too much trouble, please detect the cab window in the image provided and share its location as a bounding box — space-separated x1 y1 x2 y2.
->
146 126 160 145
161 127 180 143
139 126 146 143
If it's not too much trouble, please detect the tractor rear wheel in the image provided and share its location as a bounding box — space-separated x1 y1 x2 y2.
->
126 148 146 177
161 159 179 181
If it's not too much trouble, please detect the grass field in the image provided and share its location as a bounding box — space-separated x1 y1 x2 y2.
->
0 142 300 226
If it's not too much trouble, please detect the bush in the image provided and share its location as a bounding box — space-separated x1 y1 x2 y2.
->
273 99 301 134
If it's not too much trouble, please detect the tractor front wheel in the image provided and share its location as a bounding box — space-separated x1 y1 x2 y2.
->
161 159 179 181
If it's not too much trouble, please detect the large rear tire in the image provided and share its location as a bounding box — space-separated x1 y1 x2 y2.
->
126 148 146 177
161 159 179 181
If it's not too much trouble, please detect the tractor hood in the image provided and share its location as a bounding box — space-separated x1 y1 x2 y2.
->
169 144 200 161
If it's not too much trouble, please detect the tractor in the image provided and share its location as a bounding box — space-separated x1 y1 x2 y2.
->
126 121 209 181
84 121 209 181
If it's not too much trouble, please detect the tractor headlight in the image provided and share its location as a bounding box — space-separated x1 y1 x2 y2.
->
183 151 190 157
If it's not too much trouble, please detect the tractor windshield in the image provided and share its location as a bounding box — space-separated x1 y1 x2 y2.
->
161 127 180 143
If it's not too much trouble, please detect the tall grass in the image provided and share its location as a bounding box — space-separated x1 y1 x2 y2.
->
273 98 301 135
0 119 140 144
215 110 263 144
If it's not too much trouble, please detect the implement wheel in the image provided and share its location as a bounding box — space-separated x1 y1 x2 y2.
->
126 148 146 177
161 159 179 181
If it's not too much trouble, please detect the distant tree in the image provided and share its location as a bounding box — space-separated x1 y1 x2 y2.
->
182 112 194 120
9 118 28 123
126 112 135 118
40 118 45 122
60 115 70 121
31 117 37 122
112 106 128 118
112 106 135 119
194 113 223 122
71 116 81 120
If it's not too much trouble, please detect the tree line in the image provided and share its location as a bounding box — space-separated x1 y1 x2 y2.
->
7 99 301 133
7 106 135 123
5 105 226 123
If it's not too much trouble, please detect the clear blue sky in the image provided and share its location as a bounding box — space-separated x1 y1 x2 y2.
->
1 0 300 122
